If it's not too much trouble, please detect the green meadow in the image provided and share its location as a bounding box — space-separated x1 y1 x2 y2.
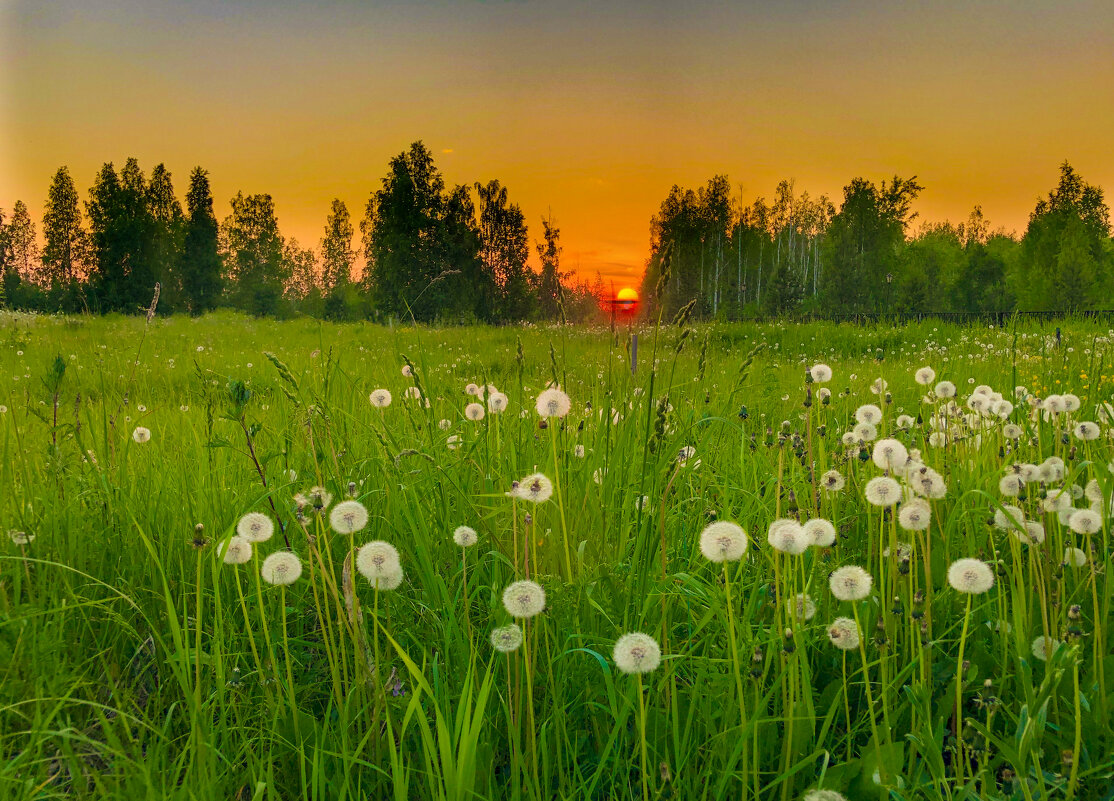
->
2 310 1112 800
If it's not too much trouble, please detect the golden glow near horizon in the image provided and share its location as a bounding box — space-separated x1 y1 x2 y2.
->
2 1 1113 287
616 287 638 302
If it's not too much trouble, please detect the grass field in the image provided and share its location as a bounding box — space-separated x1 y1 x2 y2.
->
2 310 1113 800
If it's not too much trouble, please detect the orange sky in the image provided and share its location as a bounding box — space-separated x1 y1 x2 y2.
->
2 1 1113 289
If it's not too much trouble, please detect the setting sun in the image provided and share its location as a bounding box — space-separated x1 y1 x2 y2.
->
616 287 639 303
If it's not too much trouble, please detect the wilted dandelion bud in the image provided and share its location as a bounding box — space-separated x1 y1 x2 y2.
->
947 558 995 594
132 426 152 444
613 632 662 674
864 476 901 507
536 387 571 418
453 525 478 548
698 521 748 563
490 624 523 653
237 512 275 543
218 536 252 565
827 617 861 651
330 500 369 534
502 580 546 618
1068 604 1082 621
356 540 401 582
369 389 392 408
347 481 357 497
829 565 873 601
261 551 302 585
803 518 836 547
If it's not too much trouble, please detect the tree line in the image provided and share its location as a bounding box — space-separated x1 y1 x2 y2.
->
640 162 1113 319
0 141 603 322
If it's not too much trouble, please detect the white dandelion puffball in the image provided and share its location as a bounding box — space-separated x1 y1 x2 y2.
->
356 540 401 581
401 364 413 377
8 530 35 545
818 387 831 401
1063 393 1081 412
855 404 882 425
999 474 1025 497
789 593 818 622
1068 508 1101 535
369 389 392 408
218 536 252 565
465 382 481 397
1031 635 1062 662
864 476 901 507
490 624 524 653
767 519 808 555
404 386 422 400
853 422 878 442
502 580 546 618
895 414 915 430
827 617 861 651
465 402 486 421
1003 423 1022 440
1064 547 1088 567
368 567 404 591
699 520 749 562
1043 488 1071 512
446 434 462 450
574 444 586 458
237 512 275 543
803 518 836 547
804 790 849 801
487 391 509 413
935 380 957 398
821 470 845 492
261 551 302 585
809 364 833 383
329 500 369 534
993 504 1025 531
872 439 908 471
914 366 936 386
1016 521 1045 546
438 419 452 431
453 525 478 548
536 387 571 418
829 565 873 601
947 558 995 594
870 377 887 395
898 500 931 532
1074 421 1100 441
613 632 662 674
514 473 554 504
132 426 151 444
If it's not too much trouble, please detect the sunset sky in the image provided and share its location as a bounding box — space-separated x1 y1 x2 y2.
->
2 0 1112 289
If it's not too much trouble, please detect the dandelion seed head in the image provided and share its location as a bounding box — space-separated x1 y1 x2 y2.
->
821 470 845 492
898 499 931 531
827 617 860 650
947 558 995 594
536 388 571 418
502 580 546 618
788 593 818 622
872 438 908 471
613 632 662 674
8 530 34 545
132 426 151 444
218 536 252 565
1074 421 1100 441
864 476 901 507
699 520 748 562
261 551 302 585
914 366 936 386
356 540 401 580
809 364 833 383
1068 508 1101 534
767 519 808 555
829 565 872 601
513 472 553 503
490 624 523 653
935 380 957 398
237 512 275 543
1063 547 1088 567
855 404 882 425
803 518 836 547
369 389 392 408
465 402 486 421
329 500 369 534
453 525 478 548
487 392 509 413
